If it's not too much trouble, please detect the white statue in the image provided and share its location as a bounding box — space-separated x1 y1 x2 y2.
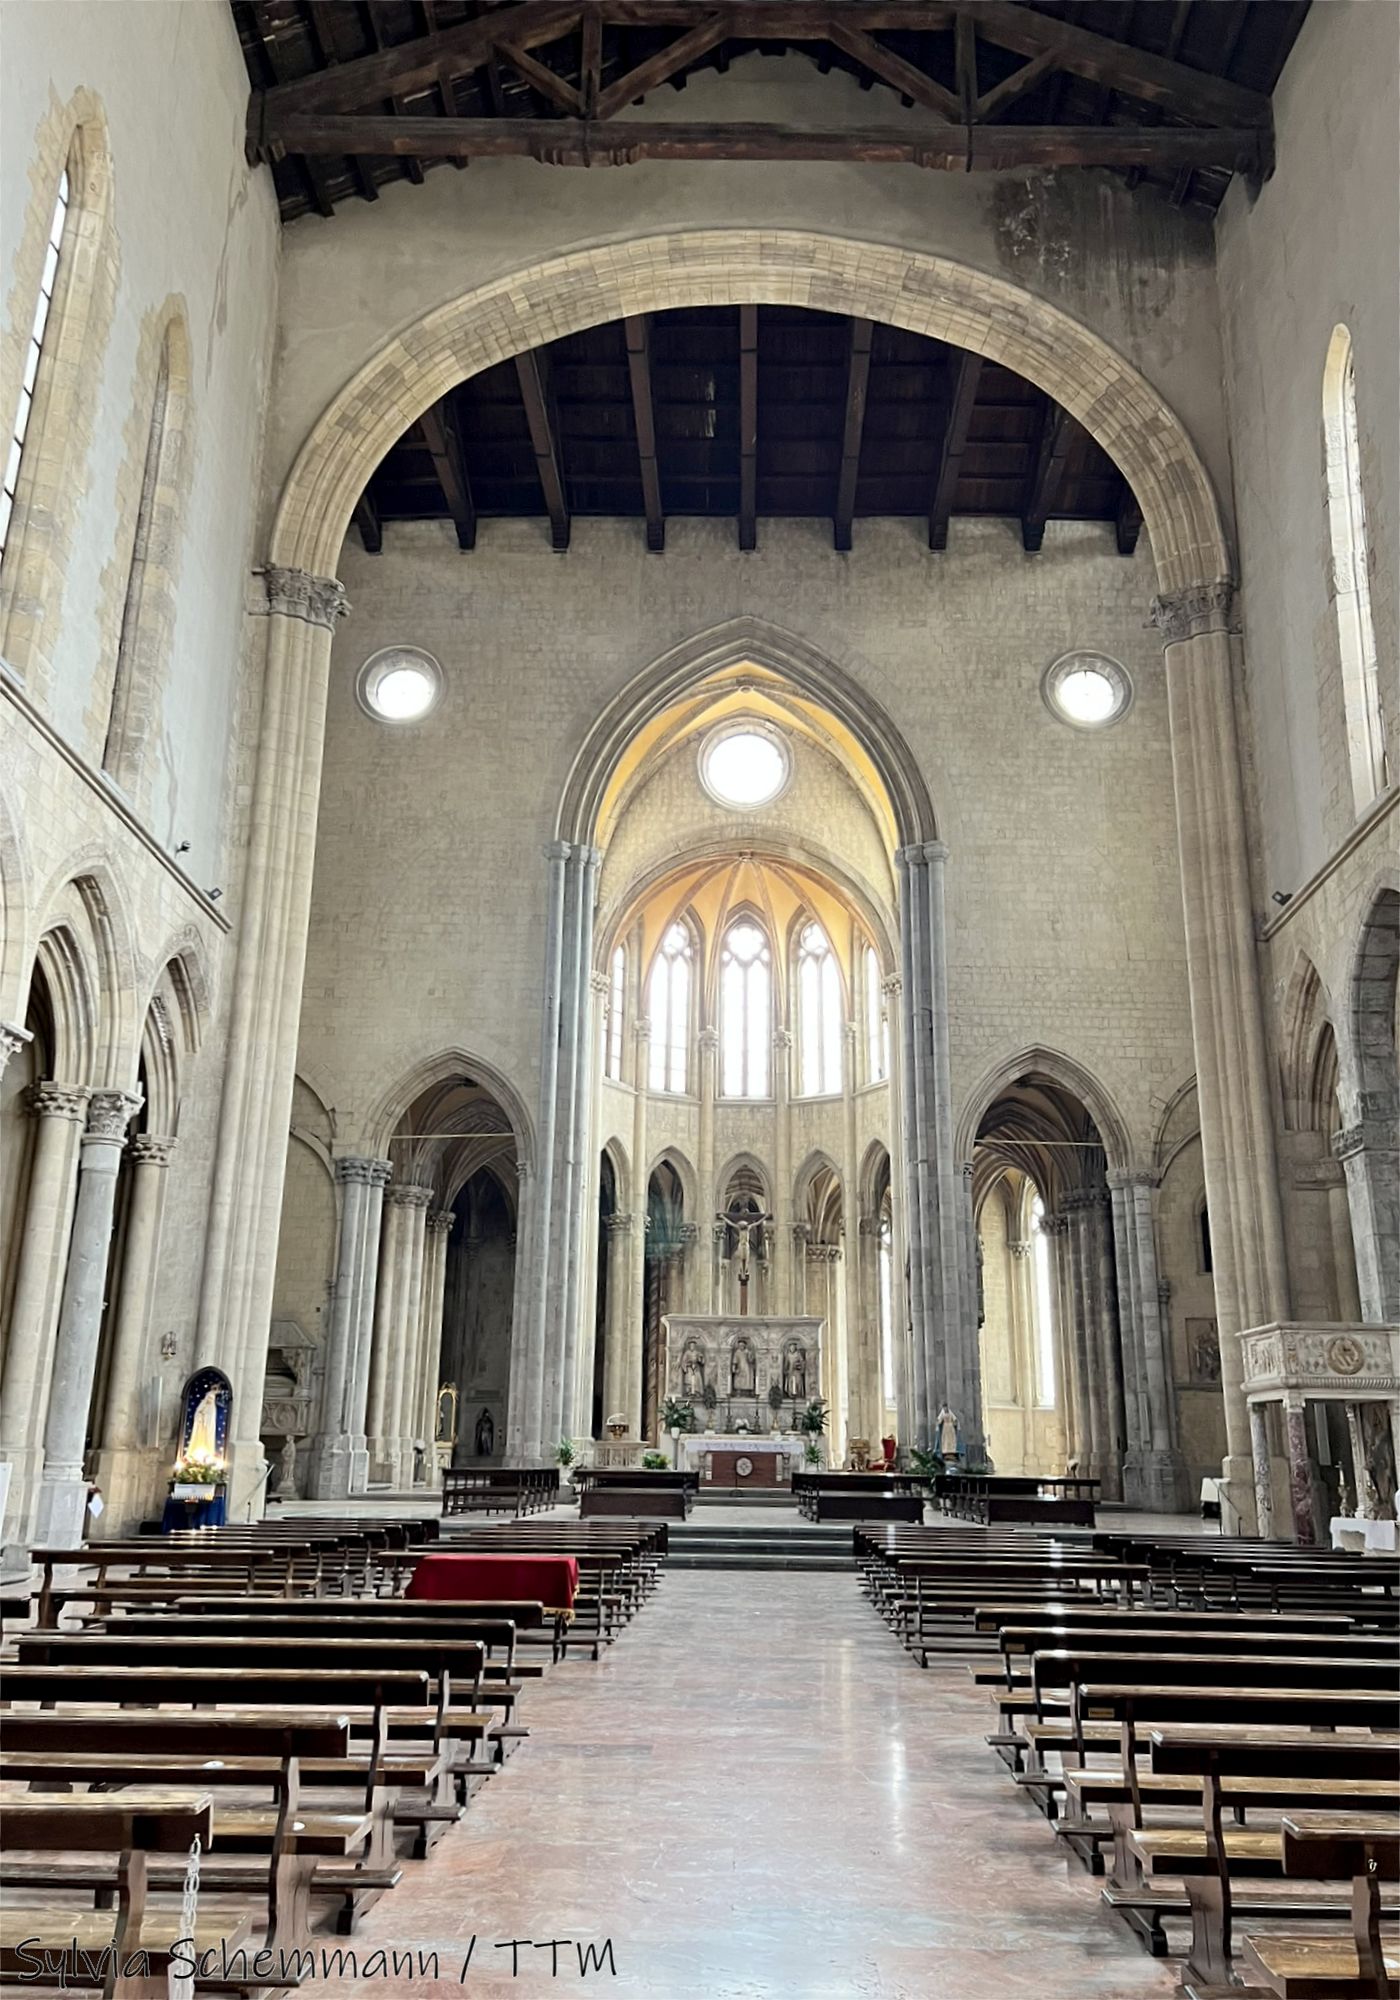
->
186 1387 222 1463
936 1404 961 1463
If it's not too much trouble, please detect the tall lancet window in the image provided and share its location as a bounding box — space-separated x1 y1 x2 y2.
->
1030 1193 1057 1408
1 168 69 562
1324 327 1387 808
719 920 771 1098
863 942 887 1083
796 921 842 1096
647 923 692 1094
606 943 626 1081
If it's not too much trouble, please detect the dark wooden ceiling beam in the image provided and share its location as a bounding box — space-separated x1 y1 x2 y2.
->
353 486 382 554
580 7 603 116
624 315 664 552
1115 479 1143 556
268 114 1270 174
363 0 427 185
927 349 981 552
738 305 758 553
418 398 477 550
514 352 571 550
826 21 961 121
975 49 1054 121
596 13 727 120
1021 400 1073 552
497 39 584 114
955 13 978 124
834 317 873 552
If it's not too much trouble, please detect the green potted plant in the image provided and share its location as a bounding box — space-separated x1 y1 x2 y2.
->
797 1397 829 1438
802 1439 822 1467
660 1398 695 1434
641 1451 671 1471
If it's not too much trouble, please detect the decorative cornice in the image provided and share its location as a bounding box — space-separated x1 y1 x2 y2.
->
1149 579 1238 647
253 565 349 630
85 1089 143 1143
130 1134 177 1168
28 1081 90 1121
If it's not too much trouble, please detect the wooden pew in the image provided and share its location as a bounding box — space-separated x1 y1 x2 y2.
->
0 1792 241 1997
168 1593 566 1665
1241 1815 1400 1999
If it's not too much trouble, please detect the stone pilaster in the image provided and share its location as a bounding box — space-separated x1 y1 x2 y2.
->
0 1082 89 1551
34 1089 142 1545
310 1156 391 1499
196 565 347 1518
514 839 571 1462
1152 579 1288 1531
600 1211 635 1430
414 1208 454 1482
384 1183 431 1488
622 1018 651 1441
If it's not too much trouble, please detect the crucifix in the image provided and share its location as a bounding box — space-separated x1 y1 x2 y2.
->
718 1208 773 1316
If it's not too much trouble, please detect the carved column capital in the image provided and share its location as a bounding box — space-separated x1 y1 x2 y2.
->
590 970 611 998
605 1211 634 1237
426 1207 456 1235
130 1134 177 1168
1008 1239 1033 1259
698 1025 720 1053
1149 579 1239 646
85 1089 143 1144
27 1081 90 1122
253 565 349 630
335 1155 390 1186
633 1016 652 1045
386 1181 433 1212
881 973 902 998
772 1028 794 1052
1107 1167 1159 1192
1037 1212 1069 1238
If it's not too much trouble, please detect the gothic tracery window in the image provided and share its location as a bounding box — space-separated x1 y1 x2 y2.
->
720 919 771 1098
0 166 69 563
1030 1193 1057 1409
647 922 692 1094
796 920 842 1097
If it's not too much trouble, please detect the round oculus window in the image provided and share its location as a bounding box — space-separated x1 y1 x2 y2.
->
357 646 443 723
699 722 791 809
1041 651 1132 730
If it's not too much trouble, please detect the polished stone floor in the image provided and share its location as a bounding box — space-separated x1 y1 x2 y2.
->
298 1569 1176 2000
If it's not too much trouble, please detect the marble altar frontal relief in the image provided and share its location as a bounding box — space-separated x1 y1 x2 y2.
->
662 1314 824 1432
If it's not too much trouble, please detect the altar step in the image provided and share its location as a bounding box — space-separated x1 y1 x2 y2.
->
666 1522 854 1571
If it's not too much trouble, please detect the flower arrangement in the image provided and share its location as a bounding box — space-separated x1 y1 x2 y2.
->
172 1453 225 1487
660 1398 695 1434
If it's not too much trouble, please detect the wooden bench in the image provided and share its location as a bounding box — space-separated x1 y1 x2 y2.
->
0 1791 244 1997
579 1486 688 1520
1240 1815 1400 2000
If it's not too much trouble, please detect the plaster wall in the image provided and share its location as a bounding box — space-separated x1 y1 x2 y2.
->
1216 0 1399 896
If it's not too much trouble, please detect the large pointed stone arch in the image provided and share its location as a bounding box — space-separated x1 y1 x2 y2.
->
271 229 1230 597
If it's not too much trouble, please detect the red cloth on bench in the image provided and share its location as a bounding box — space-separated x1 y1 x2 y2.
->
406 1552 579 1612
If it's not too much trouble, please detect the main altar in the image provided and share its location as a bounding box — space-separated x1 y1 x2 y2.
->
662 1312 824 1489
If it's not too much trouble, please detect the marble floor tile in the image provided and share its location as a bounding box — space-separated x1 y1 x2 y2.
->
292 1570 1176 2000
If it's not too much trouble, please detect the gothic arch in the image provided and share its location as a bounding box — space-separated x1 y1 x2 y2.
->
955 1044 1135 1175
364 1044 535 1169
28 860 138 1089
648 1145 698 1220
1344 881 1400 1124
1277 952 1333 1132
271 230 1229 602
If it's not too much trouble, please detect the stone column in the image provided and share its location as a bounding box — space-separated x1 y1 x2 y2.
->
0 1083 88 1549
1007 1237 1036 1472
621 1019 651 1441
415 1209 454 1480
1063 1190 1106 1485
1334 1118 1400 1325
94 1133 176 1474
600 1213 635 1428
856 1214 883 1446
345 1161 390 1492
1091 1190 1128 1502
895 841 971 1451
1282 1393 1317 1545
1110 1171 1190 1510
1248 1399 1275 1539
697 1027 719 1308
571 971 610 1435
514 839 570 1463
771 1028 795 1313
386 1185 431 1488
365 1190 407 1475
1344 1401 1372 1517
553 845 602 1457
196 567 348 1516
883 973 914 1447
1152 581 1290 1530
33 1089 142 1544
1040 1212 1078 1464
310 1156 384 1498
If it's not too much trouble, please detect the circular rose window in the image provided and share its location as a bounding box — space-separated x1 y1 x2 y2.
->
357 646 444 724
1041 651 1133 730
699 721 791 809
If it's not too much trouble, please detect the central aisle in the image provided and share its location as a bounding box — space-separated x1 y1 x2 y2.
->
312 1571 1175 1999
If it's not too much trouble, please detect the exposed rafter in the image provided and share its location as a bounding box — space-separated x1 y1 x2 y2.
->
419 399 477 550
834 317 873 553
927 350 982 553
624 314 665 552
513 350 570 550
1021 399 1073 553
